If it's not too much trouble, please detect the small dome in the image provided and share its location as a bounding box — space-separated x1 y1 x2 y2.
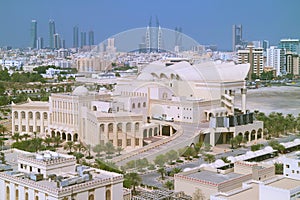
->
215 159 225 167
264 146 274 152
72 86 89 96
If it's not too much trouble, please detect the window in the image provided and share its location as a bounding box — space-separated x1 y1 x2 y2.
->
43 112 48 120
29 126 33 132
38 168 41 173
286 164 290 168
36 126 40 132
298 162 300 167
127 139 131 146
117 139 122 147
135 139 139 146
15 125 18 131
292 170 295 173
30 166 32 172
22 126 26 132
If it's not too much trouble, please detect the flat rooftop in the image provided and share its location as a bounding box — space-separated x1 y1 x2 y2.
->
267 177 300 190
214 182 259 200
186 170 242 184
1 149 123 192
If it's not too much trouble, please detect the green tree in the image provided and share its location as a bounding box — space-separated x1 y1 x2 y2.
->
104 142 115 155
64 141 75 154
75 142 86 153
274 163 283 174
203 154 215 163
116 146 123 155
154 154 166 167
124 173 142 195
169 167 182 177
166 149 179 163
12 132 21 142
44 137 53 148
53 136 62 147
164 180 174 190
93 144 103 157
157 167 166 180
22 133 30 141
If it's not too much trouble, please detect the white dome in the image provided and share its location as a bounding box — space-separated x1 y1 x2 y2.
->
72 86 89 96
294 139 300 143
200 164 208 168
227 156 236 163
264 146 274 152
215 159 225 167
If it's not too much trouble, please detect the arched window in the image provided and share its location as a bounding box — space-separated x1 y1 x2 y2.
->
6 186 9 200
21 111 25 119
132 103 135 109
15 189 19 200
36 112 40 119
43 112 48 120
35 196 39 200
28 112 33 119
89 194 94 200
138 103 141 108
143 102 146 107
14 111 18 119
106 190 111 200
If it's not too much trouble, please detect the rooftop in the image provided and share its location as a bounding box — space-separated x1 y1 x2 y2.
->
267 177 300 190
186 170 242 184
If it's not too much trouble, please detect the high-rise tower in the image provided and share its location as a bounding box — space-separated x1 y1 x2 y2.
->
232 24 243 51
88 30 94 46
49 20 56 49
30 20 37 49
73 26 79 48
81 32 86 48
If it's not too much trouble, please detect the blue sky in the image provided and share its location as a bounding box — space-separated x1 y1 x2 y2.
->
0 0 299 50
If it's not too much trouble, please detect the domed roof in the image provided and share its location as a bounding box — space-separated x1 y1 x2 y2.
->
72 86 89 96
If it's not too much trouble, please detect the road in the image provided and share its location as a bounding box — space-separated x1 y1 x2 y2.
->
115 122 208 166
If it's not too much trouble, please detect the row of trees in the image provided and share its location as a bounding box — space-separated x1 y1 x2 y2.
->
255 111 300 137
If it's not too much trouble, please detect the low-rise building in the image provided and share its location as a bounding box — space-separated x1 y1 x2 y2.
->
0 149 127 200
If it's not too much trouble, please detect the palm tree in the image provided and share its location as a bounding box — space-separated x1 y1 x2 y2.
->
22 133 30 141
203 154 216 163
64 141 75 154
12 132 21 142
44 137 53 148
75 142 86 153
164 180 174 190
0 124 7 136
157 167 166 180
53 136 62 147
104 142 115 155
93 144 103 157
116 146 123 155
170 167 182 177
86 144 92 158
125 172 141 195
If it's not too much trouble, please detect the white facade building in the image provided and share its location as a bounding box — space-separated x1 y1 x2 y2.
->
0 149 127 200
266 46 284 76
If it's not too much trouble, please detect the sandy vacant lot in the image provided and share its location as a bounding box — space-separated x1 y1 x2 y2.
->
235 86 300 116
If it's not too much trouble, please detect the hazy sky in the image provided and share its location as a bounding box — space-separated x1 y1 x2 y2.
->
1 0 300 50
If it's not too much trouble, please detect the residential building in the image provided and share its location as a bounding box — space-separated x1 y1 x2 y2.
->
0 149 127 200
279 39 300 54
238 44 264 80
266 46 284 76
285 51 300 76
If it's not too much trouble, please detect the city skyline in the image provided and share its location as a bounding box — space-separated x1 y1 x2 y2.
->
1 0 300 50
